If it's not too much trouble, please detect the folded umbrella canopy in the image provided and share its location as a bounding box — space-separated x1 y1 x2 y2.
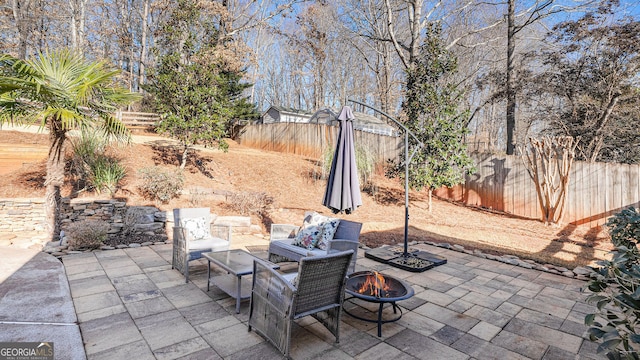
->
322 106 362 214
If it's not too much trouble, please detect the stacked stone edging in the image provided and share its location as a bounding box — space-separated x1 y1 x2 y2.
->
2 198 596 278
367 241 596 281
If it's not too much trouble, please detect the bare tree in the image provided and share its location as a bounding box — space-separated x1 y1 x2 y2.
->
526 3 640 163
138 0 150 88
68 0 87 50
521 136 578 225
504 0 563 155
338 0 403 114
11 0 37 58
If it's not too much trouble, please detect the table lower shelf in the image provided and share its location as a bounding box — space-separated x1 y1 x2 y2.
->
210 274 252 300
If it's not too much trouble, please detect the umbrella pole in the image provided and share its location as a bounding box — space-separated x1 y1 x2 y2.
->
403 131 409 258
348 99 423 259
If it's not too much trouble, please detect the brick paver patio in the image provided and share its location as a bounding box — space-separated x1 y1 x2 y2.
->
62 241 605 359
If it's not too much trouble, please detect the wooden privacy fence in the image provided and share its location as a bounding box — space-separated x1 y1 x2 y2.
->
239 123 639 228
433 153 640 228
239 123 402 162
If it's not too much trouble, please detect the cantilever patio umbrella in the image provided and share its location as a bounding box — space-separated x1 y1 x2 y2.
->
322 106 362 214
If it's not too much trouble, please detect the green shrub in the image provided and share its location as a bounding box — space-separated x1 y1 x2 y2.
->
66 219 110 250
90 156 126 195
70 130 106 186
585 207 640 359
228 191 274 216
70 130 126 195
138 166 184 203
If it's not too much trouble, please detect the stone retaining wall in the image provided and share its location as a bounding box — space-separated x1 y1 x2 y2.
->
0 197 170 248
59 198 168 242
1 197 259 250
0 198 48 247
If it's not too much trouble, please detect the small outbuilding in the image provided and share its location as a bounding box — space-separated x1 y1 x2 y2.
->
309 108 397 136
260 105 313 124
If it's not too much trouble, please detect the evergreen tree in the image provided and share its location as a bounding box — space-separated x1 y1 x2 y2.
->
143 0 258 169
397 24 474 210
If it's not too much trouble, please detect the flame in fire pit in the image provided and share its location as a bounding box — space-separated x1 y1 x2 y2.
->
357 271 391 298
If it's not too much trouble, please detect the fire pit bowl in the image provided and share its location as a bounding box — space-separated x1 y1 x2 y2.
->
345 271 413 301
343 271 415 337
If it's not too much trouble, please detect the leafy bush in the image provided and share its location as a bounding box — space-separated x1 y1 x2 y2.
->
66 219 110 250
585 207 640 359
138 166 184 203
228 191 274 216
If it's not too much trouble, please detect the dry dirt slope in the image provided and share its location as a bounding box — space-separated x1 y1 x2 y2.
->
0 127 612 268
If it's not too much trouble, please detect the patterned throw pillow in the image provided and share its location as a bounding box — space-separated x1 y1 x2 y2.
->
182 217 209 240
316 218 341 250
291 224 322 250
291 212 342 251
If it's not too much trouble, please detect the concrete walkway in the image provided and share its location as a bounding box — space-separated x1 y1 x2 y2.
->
0 247 85 360
55 239 605 360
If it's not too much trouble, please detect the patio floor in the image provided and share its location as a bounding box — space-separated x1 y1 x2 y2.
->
61 238 605 359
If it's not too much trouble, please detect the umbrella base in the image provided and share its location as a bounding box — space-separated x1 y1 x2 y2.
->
364 247 447 273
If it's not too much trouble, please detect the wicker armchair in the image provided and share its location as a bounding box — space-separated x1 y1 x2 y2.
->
248 250 353 358
268 216 362 274
172 208 231 282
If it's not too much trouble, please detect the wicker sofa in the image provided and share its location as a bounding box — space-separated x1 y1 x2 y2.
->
267 213 362 273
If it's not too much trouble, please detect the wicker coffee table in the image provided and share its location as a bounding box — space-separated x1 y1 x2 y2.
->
203 249 279 313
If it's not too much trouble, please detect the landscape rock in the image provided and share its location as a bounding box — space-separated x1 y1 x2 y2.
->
573 266 594 276
215 216 251 228
517 261 534 269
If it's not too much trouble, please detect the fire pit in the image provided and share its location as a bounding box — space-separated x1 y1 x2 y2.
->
343 271 415 337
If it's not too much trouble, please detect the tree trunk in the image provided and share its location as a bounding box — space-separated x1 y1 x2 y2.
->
180 144 188 169
44 121 67 241
12 0 33 59
136 0 151 90
586 93 620 162
506 0 516 155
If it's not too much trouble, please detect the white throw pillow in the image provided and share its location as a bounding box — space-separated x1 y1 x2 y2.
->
182 217 209 240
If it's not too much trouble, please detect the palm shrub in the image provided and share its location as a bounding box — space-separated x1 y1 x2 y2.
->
70 130 106 184
585 207 640 359
89 157 126 195
0 50 139 240
70 130 125 195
